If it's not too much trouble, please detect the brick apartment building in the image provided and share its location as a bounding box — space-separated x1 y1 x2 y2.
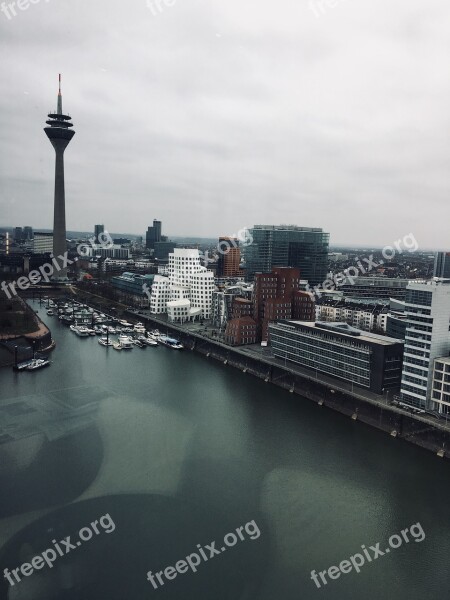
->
254 267 315 341
224 298 257 345
225 267 316 345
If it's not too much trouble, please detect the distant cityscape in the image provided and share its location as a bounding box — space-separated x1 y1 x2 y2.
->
1 79 450 424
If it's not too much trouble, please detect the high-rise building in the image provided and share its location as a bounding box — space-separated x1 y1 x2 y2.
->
94 224 105 244
146 219 162 250
154 242 175 260
44 75 75 280
33 232 53 254
23 226 33 241
434 252 450 279
400 280 450 410
217 237 241 277
431 357 450 416
244 225 329 285
13 227 23 242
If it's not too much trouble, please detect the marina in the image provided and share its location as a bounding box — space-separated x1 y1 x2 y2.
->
44 297 184 354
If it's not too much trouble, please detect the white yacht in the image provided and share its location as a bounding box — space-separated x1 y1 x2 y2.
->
134 322 146 334
158 335 184 350
74 326 90 337
25 358 51 370
140 335 158 347
118 335 133 349
98 337 113 347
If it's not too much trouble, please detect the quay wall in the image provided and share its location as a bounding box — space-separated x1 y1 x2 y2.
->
136 312 450 460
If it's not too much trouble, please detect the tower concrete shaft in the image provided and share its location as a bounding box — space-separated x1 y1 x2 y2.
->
44 75 75 280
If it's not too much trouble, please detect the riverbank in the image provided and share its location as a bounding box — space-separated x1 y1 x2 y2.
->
15 288 450 459
0 297 54 367
129 309 450 460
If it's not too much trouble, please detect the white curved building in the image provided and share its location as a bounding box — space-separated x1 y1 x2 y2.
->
169 249 202 288
152 249 216 319
150 275 170 314
191 269 215 319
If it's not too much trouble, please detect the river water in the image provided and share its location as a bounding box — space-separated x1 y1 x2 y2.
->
0 300 448 599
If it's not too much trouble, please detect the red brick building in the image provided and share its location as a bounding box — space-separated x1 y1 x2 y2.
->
217 237 242 277
224 316 257 346
232 298 253 318
253 267 303 341
224 297 257 345
225 268 316 346
293 290 316 321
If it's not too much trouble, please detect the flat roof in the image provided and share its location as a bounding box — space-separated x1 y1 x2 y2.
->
275 320 403 346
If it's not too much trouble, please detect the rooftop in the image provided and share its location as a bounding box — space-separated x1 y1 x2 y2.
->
274 320 404 346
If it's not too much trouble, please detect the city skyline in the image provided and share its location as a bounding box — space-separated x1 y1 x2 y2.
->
1 1 450 247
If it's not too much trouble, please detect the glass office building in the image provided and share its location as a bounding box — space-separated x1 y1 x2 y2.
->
244 225 329 285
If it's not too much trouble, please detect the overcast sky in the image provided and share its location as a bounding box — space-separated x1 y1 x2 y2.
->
1 0 449 248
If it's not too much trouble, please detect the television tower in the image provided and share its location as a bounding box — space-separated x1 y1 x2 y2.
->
44 75 75 280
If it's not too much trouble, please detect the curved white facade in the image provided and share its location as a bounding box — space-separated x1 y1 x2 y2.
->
191 269 215 319
150 275 170 314
151 249 216 319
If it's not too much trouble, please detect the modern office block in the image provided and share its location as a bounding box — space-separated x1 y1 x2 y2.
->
244 225 329 285
33 232 53 254
269 320 404 394
154 242 175 260
146 219 162 250
339 277 410 300
94 224 105 244
434 252 450 279
431 357 450 416
400 280 450 410
110 272 154 297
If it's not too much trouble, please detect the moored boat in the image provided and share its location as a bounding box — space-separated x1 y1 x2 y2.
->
132 339 146 348
24 358 51 371
158 335 184 350
140 336 158 347
118 335 133 349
